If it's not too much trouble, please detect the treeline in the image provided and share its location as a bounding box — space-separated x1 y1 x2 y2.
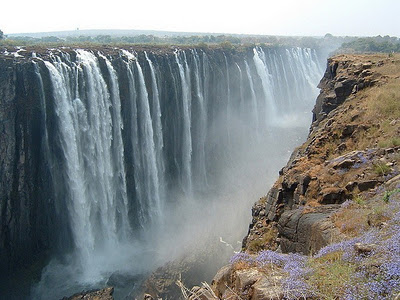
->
0 32 353 50
339 36 400 53
1 34 242 46
4 32 399 54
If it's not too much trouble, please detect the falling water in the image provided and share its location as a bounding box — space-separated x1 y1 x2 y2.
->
175 50 193 196
253 47 277 124
191 49 208 189
134 59 162 222
144 52 166 203
29 46 324 299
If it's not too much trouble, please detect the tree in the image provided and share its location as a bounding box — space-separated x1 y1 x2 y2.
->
0 30 3 40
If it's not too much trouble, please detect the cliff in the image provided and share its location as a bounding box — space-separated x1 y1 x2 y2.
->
0 44 324 299
0 55 59 276
192 54 400 299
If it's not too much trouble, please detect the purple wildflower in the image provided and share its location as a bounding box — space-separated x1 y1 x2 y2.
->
229 252 255 265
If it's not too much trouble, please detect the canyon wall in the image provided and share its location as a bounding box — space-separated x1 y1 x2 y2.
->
0 46 323 293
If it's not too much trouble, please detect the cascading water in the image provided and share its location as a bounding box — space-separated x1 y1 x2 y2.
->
174 51 194 197
28 46 324 299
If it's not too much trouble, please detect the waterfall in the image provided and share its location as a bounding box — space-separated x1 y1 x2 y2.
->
244 60 260 135
43 50 133 268
134 59 162 222
100 53 131 239
30 46 324 299
253 47 277 124
144 52 165 204
191 49 208 189
174 50 193 196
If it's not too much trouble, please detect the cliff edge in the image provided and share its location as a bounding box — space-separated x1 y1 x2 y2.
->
193 54 400 299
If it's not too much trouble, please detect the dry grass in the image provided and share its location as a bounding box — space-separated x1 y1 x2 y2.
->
332 206 369 236
247 226 278 253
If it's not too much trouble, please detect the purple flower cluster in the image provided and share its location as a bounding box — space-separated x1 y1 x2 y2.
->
342 198 400 299
229 252 255 265
255 251 314 299
229 187 400 299
314 239 355 259
255 250 287 267
281 254 314 299
230 250 314 299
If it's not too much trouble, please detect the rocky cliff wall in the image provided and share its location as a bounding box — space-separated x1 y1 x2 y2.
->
0 57 61 277
243 55 386 255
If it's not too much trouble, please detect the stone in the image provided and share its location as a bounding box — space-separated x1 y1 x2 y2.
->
211 264 232 298
341 124 357 137
362 63 373 69
345 181 358 191
63 287 114 300
235 268 262 291
320 187 346 204
332 158 355 169
251 276 283 300
354 243 376 254
361 69 372 77
357 180 380 192
143 294 154 300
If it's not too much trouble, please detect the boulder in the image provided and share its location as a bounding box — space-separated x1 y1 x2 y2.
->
211 264 232 298
251 276 283 300
235 268 262 291
320 187 346 204
354 243 377 254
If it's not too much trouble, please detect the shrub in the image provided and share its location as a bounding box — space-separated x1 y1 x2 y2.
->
247 227 278 252
373 161 391 176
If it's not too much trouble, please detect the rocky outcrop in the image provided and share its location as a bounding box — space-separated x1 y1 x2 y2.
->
243 54 399 255
312 57 379 127
211 266 283 300
62 287 114 300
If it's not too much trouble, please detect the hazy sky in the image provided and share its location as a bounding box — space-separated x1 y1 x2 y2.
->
2 0 400 36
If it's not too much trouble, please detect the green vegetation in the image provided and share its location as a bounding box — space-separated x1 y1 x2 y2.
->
0 29 3 40
354 194 365 205
0 32 357 50
383 188 400 203
340 36 400 53
373 161 391 176
307 251 355 299
247 227 278 252
378 137 400 148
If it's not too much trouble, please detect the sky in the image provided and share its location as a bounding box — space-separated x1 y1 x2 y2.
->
1 0 400 37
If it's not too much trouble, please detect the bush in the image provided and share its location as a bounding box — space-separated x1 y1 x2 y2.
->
373 162 391 176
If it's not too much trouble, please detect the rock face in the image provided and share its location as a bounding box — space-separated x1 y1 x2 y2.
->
0 56 65 278
243 54 399 255
312 58 377 127
62 287 114 300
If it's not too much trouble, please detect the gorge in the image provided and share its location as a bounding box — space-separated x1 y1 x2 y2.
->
0 45 325 299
